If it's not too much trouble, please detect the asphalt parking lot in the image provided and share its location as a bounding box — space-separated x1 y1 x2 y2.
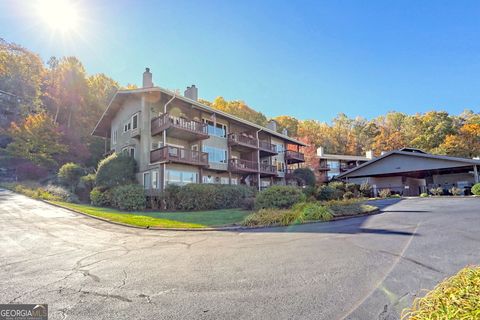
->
1 189 479 319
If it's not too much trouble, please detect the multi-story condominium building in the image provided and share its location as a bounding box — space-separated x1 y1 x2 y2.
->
92 68 306 192
315 146 373 183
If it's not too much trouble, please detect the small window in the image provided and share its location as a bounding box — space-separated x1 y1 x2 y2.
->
132 114 138 130
129 147 135 159
143 172 151 189
152 171 159 189
111 128 117 145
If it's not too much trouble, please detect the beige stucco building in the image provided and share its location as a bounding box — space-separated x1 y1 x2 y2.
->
92 69 306 192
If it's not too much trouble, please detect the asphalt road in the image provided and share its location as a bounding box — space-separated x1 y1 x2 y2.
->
1 189 479 320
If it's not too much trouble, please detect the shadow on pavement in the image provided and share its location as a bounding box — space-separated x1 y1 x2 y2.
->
243 214 419 236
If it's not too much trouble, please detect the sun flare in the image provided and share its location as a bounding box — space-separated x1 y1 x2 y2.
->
36 0 80 33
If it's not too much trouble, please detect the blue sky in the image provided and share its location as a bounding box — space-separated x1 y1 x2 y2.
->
1 0 480 121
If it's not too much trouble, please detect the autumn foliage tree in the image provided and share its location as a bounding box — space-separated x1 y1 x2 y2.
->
6 113 67 168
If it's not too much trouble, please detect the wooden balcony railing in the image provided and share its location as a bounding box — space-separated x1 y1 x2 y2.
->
340 164 357 172
151 113 208 137
318 164 330 171
285 150 305 163
258 140 277 154
150 146 208 166
228 158 258 173
259 163 277 175
227 133 258 149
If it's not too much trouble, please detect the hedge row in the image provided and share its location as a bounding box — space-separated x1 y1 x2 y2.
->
159 184 256 211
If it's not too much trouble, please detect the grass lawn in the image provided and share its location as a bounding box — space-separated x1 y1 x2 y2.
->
51 202 251 228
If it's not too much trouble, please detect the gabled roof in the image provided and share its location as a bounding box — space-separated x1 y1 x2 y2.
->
338 149 480 178
92 86 307 146
319 154 370 161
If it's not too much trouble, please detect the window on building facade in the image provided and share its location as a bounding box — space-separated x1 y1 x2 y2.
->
132 113 138 130
166 170 198 185
151 171 158 189
275 161 285 172
129 147 135 159
111 128 117 145
275 143 284 153
203 119 227 138
220 177 229 185
231 178 238 185
202 146 227 163
143 172 150 189
202 175 214 184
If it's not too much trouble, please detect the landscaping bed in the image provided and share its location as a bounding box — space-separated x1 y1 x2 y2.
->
401 265 480 319
51 201 251 229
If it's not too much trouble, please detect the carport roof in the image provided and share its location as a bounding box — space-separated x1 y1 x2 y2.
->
338 149 480 179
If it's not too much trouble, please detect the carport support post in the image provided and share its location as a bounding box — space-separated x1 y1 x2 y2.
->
474 165 479 183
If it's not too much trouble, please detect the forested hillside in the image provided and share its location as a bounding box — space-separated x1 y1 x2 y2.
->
1 38 479 178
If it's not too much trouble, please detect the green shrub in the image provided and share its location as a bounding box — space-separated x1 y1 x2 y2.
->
111 184 146 211
45 184 78 203
80 173 96 190
1 182 62 201
296 202 333 221
293 168 316 187
401 265 480 320
430 187 443 196
316 185 335 201
243 209 302 226
302 185 317 198
378 188 391 198
254 185 305 210
161 184 256 211
95 153 136 189
324 199 377 217
343 191 355 200
345 183 358 193
420 192 429 198
328 181 345 199
58 162 85 191
90 187 112 207
359 182 373 197
449 186 463 196
471 183 480 196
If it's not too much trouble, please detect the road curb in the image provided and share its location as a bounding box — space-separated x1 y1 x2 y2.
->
44 200 381 232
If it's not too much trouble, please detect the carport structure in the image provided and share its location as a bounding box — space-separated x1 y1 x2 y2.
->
338 148 480 196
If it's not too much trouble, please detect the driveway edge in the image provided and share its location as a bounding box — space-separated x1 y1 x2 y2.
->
44 199 381 232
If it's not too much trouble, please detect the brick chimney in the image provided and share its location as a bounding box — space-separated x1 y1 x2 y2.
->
184 85 198 101
143 68 153 88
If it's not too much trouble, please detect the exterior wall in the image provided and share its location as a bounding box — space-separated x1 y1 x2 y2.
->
108 90 304 190
271 136 286 178
432 173 475 187
110 96 143 168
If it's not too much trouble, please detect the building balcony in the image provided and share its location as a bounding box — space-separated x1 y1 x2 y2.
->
151 113 209 141
318 164 330 171
285 150 305 164
340 164 357 172
228 133 258 151
228 158 258 174
130 127 141 139
259 163 277 177
150 146 209 167
258 140 278 156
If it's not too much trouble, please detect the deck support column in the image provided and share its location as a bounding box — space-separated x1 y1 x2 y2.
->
474 165 479 183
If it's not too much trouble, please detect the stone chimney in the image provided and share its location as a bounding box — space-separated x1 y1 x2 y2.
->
266 120 277 131
184 85 198 101
365 150 374 159
143 68 153 88
316 146 324 157
281 128 288 136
